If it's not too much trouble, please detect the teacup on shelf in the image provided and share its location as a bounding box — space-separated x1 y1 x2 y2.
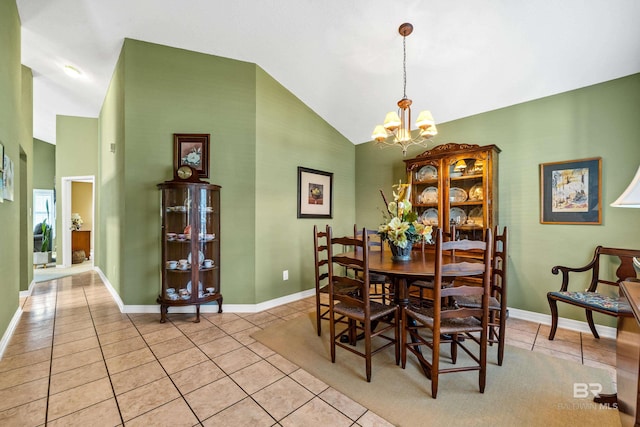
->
203 259 214 268
166 260 178 269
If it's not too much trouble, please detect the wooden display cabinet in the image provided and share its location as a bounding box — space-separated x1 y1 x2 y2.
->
157 171 222 323
404 143 500 241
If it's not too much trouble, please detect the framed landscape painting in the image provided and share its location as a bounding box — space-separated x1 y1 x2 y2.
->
540 157 601 224
297 167 333 218
174 133 210 178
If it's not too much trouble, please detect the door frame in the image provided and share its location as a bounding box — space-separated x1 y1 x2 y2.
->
60 175 95 267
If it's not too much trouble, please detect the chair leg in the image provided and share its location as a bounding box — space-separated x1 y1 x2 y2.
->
365 320 372 382
497 318 506 367
395 309 400 365
547 295 559 340
451 334 458 364
585 310 600 339
329 312 336 363
479 328 487 393
431 332 440 399
401 308 408 369
315 294 322 337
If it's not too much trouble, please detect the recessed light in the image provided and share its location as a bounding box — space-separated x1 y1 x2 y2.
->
63 65 82 78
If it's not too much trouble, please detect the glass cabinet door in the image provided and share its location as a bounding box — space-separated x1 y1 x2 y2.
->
162 186 194 303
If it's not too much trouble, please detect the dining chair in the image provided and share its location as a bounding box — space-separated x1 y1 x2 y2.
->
409 225 457 303
327 226 400 382
354 225 393 304
401 228 492 398
313 225 359 336
456 226 508 365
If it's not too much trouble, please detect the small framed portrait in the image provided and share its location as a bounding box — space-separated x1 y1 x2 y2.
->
174 134 210 178
297 167 333 219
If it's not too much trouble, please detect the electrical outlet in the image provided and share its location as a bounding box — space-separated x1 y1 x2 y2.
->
283 270 288 280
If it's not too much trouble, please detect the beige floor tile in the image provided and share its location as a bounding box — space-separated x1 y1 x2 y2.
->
3 335 52 357
49 360 108 395
199 335 243 359
52 335 100 358
47 398 122 427
110 361 167 396
280 396 352 427
582 334 616 352
116 377 180 421
97 325 140 345
201 312 241 326
140 324 184 346
52 326 97 346
266 305 300 318
230 360 285 394
105 347 156 375
582 344 616 366
182 325 226 346
50 346 104 375
7 326 53 345
94 319 135 336
505 317 540 334
217 318 254 335
252 377 314 421
47 377 114 421
356 410 396 427
185 376 248 420
159 346 209 375
213 347 262 374
0 360 50 390
149 335 195 359
125 397 199 427
0 378 49 411
170 360 226 395
101 335 148 359
241 311 280 326
290 368 329 395
202 396 275 427
531 345 582 363
319 387 367 421
247 341 276 359
231 325 262 346
0 347 52 373
0 397 47 426
266 353 299 375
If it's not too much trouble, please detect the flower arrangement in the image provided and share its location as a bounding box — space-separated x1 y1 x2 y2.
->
378 181 433 249
71 213 83 231
182 147 201 167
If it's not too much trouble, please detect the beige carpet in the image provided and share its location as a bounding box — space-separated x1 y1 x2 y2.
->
253 313 620 427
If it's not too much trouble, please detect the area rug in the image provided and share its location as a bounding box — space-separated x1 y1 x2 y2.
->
253 313 620 427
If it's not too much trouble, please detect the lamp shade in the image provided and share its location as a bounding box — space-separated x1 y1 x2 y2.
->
371 125 388 142
383 112 401 130
416 110 435 129
611 166 640 208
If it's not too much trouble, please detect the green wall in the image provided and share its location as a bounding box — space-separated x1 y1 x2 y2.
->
0 0 34 330
356 73 640 325
96 39 355 306
33 138 55 189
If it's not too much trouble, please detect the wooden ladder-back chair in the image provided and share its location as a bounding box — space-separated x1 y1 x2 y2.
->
313 225 359 336
409 225 457 303
327 226 400 382
456 226 508 365
547 246 640 340
402 228 493 398
354 226 393 304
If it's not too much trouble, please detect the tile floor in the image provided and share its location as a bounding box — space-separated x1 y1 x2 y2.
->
0 269 616 426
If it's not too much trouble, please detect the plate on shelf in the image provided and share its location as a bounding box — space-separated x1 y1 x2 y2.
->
468 207 483 226
186 281 203 294
420 208 439 225
469 184 483 201
450 207 467 225
449 187 468 203
416 165 437 181
419 187 438 204
187 251 204 266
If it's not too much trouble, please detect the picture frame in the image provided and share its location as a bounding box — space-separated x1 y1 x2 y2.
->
0 141 4 172
174 133 210 178
540 157 601 224
3 154 13 201
297 167 333 218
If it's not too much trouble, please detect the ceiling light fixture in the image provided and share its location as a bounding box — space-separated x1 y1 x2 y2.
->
63 65 82 78
611 165 640 208
372 23 437 156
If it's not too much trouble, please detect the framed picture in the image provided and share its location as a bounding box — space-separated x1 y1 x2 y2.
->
297 167 333 218
3 154 13 202
540 157 601 224
174 133 210 178
0 141 4 172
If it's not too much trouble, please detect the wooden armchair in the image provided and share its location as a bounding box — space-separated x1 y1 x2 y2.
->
547 246 640 340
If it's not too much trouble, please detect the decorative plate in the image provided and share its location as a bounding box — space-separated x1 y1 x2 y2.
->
416 165 437 181
450 207 467 225
188 250 204 266
420 208 439 226
186 281 203 294
468 207 483 226
449 187 468 203
469 184 483 201
419 187 438 204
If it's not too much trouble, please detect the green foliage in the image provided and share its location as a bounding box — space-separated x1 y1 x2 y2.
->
40 200 52 253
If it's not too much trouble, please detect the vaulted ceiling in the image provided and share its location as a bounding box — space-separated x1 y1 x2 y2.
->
17 0 640 145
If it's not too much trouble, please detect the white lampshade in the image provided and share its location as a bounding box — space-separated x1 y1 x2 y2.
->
611 166 640 208
371 125 388 142
415 110 435 129
383 112 401 130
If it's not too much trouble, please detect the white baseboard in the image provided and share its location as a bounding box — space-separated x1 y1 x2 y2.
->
508 307 617 339
19 280 36 299
0 306 23 360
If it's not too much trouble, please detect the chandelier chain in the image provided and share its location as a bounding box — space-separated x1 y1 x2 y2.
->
402 35 407 99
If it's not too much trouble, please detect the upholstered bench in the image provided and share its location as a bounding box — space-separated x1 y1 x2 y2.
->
547 246 640 340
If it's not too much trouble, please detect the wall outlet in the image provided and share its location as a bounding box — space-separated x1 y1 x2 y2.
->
283 270 288 280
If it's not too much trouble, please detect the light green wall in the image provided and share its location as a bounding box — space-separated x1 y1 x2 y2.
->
356 73 640 326
255 68 355 303
0 0 34 329
55 116 98 257
33 138 55 189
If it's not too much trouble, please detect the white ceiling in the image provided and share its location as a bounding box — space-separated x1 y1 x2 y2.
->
17 0 640 145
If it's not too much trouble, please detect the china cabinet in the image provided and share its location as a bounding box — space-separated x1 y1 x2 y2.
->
404 143 500 241
157 167 222 323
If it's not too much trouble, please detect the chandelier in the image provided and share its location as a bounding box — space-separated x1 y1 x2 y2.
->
371 23 437 156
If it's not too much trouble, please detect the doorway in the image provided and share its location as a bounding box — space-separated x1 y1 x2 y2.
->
61 176 95 267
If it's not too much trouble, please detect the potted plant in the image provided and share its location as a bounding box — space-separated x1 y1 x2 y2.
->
34 201 53 266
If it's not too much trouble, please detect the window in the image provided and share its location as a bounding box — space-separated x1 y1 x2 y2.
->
33 189 55 239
